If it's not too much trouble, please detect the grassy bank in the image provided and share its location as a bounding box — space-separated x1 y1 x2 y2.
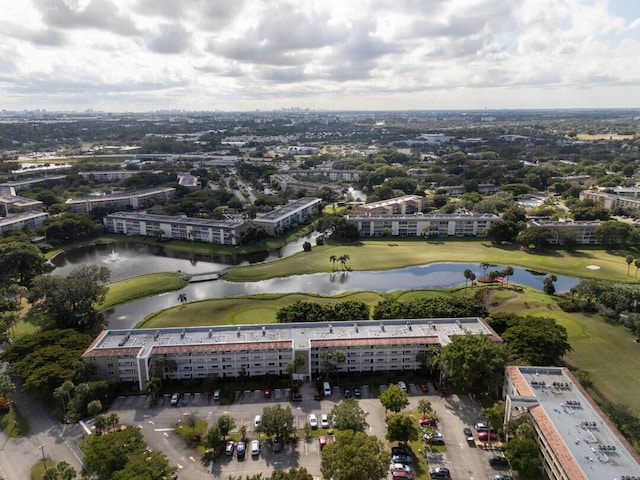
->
99 272 188 311
224 238 634 283
137 291 387 328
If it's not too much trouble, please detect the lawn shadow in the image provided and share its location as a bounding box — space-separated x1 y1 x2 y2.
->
566 250 594 258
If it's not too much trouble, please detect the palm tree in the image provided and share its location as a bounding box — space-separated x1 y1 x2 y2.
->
147 376 161 401
503 266 514 286
463 269 473 290
626 255 634 276
329 255 338 272
338 254 350 271
480 262 491 276
634 259 640 278
178 293 188 304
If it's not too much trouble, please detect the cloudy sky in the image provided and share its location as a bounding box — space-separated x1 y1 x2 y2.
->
1 0 639 112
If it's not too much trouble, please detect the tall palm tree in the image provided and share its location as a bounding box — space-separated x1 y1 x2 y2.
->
503 266 514 286
463 269 473 290
480 262 491 276
329 255 338 272
626 255 634 276
338 254 350 271
178 293 188 304
635 259 640 278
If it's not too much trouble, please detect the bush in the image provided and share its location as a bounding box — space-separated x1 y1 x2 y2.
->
303 241 312 252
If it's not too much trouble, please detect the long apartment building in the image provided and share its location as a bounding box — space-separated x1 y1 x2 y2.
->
0 194 43 213
580 190 640 213
504 366 640 480
347 213 499 237
0 211 49 234
354 195 425 215
103 211 246 246
527 219 601 245
287 169 365 182
65 187 176 213
78 170 145 181
82 317 498 391
254 196 322 235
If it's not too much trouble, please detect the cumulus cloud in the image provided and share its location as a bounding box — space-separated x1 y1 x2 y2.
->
146 24 191 54
34 0 139 35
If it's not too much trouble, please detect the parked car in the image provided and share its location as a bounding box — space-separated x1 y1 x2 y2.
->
419 416 437 427
318 435 327 450
391 445 411 456
170 393 181 406
254 415 261 429
225 440 235 456
493 475 513 480
478 431 498 442
251 440 260 456
418 383 428 393
423 431 444 444
263 386 271 398
390 463 412 474
354 386 362 398
463 427 474 442
213 389 221 401
429 466 450 478
343 387 352 398
489 455 509 467
398 381 408 392
391 454 413 464
308 413 318 429
237 441 246 460
320 413 329 428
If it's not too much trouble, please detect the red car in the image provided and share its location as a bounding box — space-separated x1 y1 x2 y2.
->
418 383 428 393
478 431 498 442
263 387 271 398
419 416 437 427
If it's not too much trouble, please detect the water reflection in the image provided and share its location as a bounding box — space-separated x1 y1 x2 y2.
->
107 263 579 330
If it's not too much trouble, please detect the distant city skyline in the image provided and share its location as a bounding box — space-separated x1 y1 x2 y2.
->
1 0 639 112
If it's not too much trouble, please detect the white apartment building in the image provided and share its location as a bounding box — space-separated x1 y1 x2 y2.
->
347 213 499 237
82 318 498 391
527 219 601 245
0 195 43 213
254 197 322 235
579 190 640 213
103 211 246 246
0 211 49 234
354 195 425 215
287 169 365 182
78 170 144 181
65 187 176 213
504 366 640 480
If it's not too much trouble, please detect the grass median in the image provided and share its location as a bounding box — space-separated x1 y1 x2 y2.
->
99 272 188 311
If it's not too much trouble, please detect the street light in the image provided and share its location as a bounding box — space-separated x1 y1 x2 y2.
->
39 444 46 466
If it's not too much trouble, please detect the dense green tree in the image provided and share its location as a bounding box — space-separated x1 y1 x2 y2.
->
330 398 368 432
517 227 552 250
257 404 296 440
27 265 110 331
602 402 640 444
487 220 520 243
379 384 409 413
1 329 91 400
440 333 508 393
0 241 45 287
373 295 486 320
269 468 314 480
386 413 419 443
504 437 542 480
320 430 389 480
0 374 15 398
417 399 434 417
82 427 147 480
44 213 102 244
216 414 237 439
595 220 637 247
56 461 78 480
111 450 173 480
542 275 557 295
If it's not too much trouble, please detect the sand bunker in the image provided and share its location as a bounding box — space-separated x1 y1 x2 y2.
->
586 265 601 270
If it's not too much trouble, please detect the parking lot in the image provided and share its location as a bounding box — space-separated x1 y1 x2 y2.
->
104 383 513 479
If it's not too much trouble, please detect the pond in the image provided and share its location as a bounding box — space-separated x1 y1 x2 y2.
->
50 231 324 281
106 263 579 329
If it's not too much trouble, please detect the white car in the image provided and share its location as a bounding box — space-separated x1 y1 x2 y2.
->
251 440 260 456
254 415 261 429
390 463 412 474
398 381 408 392
308 414 318 429
320 413 330 429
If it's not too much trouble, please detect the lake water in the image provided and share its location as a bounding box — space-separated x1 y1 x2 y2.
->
105 263 579 329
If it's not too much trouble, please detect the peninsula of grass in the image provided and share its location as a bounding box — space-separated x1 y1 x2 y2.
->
223 238 635 283
98 272 188 311
137 291 387 328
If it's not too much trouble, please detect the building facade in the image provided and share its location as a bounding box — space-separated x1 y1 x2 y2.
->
83 317 498 391
103 211 246 246
580 190 640 213
354 195 425 215
504 366 640 480
78 170 144 181
347 213 499 237
527 219 600 245
0 211 49 234
65 187 176 213
254 197 322 235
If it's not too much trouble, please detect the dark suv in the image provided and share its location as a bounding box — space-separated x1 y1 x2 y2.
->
489 456 509 467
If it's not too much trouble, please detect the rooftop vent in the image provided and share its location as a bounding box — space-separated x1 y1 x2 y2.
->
208 329 213 338
262 326 266 336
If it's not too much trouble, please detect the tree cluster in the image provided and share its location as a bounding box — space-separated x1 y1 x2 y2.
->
373 295 486 320
320 430 389 480
44 213 103 245
276 300 369 323
228 468 313 480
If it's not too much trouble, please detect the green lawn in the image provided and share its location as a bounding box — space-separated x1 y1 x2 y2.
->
490 287 640 414
224 238 634 283
138 291 387 328
99 272 188 310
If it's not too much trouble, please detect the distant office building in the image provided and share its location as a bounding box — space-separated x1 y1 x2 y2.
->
254 197 322 235
65 187 175 213
83 317 498 391
504 366 640 480
0 211 49 234
436 184 498 195
354 195 425 215
580 190 640 213
0 195 43 213
103 211 245 246
527 219 600 245
347 213 499 237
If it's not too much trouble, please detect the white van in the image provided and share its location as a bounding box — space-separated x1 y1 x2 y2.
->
323 381 332 397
